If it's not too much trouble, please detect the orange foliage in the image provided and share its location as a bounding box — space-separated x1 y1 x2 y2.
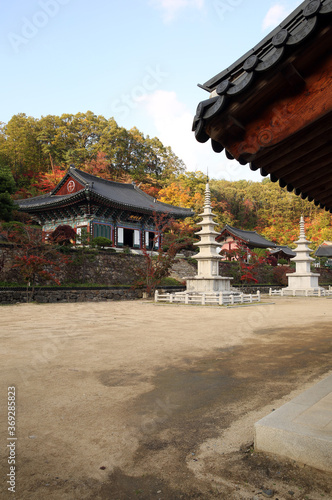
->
32 166 66 193
158 183 204 212
82 152 112 180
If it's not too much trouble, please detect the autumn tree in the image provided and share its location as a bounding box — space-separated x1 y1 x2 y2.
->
134 214 195 297
0 167 16 221
0 222 70 300
0 113 185 195
2 113 332 252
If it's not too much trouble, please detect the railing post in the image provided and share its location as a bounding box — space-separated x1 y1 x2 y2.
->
230 294 234 305
257 290 260 301
170 294 173 303
269 288 272 296
154 290 158 302
185 293 189 304
219 292 223 305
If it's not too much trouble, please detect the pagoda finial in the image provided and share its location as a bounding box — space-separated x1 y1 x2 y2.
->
300 214 305 239
204 181 211 208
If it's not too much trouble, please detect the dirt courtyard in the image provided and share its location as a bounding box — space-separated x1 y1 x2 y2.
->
1 296 332 500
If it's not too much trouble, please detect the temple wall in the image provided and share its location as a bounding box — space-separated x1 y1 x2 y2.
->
1 244 332 297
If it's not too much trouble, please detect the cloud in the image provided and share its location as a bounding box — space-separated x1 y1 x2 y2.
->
262 4 289 30
138 89 261 181
150 0 204 22
139 89 201 169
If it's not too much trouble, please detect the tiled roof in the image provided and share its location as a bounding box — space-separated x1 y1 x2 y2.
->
18 192 82 209
192 0 332 211
217 225 276 248
193 0 331 141
270 246 296 257
315 242 332 257
17 167 194 218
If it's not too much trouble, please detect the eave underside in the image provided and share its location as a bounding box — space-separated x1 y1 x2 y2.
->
249 112 332 209
19 198 189 225
194 3 332 211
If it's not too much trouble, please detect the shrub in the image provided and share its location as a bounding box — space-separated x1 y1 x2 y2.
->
49 225 76 246
273 265 294 286
160 277 183 286
91 236 112 249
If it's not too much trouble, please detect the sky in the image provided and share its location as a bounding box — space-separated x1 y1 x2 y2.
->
1 0 304 182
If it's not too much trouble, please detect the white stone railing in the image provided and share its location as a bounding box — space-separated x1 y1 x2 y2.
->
154 290 260 306
269 288 332 297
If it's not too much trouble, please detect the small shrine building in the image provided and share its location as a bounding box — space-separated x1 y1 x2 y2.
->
270 245 296 262
17 167 193 249
216 224 276 259
315 241 332 258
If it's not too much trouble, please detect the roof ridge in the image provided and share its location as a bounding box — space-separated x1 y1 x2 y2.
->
226 224 254 233
72 168 193 212
70 167 135 189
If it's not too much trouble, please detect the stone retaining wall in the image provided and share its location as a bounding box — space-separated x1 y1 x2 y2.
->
0 287 143 304
0 285 186 305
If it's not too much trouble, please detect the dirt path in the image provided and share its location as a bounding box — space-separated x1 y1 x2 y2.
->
1 297 332 499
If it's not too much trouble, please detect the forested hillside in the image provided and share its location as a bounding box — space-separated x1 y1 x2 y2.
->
1 112 332 249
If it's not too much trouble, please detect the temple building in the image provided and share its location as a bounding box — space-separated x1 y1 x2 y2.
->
270 245 296 262
315 241 332 259
216 225 276 259
17 167 193 249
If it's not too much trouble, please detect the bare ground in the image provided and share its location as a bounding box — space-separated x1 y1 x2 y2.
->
1 296 332 500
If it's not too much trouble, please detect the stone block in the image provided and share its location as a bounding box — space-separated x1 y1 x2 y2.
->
254 373 332 472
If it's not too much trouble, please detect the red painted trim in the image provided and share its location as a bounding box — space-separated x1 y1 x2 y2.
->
55 176 84 196
209 55 332 160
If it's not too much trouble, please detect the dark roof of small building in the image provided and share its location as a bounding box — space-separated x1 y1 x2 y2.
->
270 245 296 257
217 224 277 248
17 167 194 218
315 242 332 257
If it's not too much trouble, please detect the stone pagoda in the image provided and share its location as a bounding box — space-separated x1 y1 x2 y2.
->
284 216 322 294
185 181 232 293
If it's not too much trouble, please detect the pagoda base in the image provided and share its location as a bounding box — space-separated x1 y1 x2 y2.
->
281 288 325 296
286 273 321 291
185 276 233 293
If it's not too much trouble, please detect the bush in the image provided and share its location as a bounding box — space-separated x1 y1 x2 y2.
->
273 265 294 286
49 225 76 246
160 277 183 286
91 236 112 249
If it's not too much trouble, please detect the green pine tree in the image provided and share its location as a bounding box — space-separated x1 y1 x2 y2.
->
0 167 16 221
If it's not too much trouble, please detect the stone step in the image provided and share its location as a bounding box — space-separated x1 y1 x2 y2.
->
254 373 332 472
